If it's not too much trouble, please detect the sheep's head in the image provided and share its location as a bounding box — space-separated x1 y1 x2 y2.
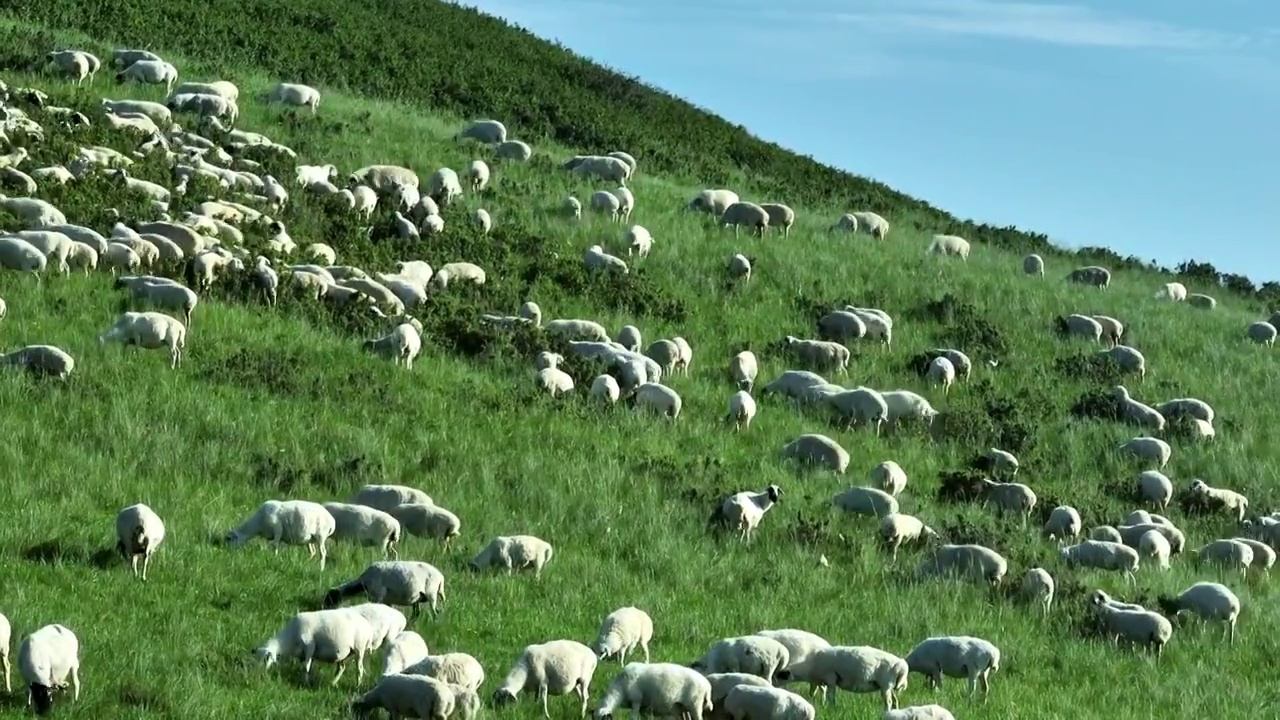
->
491 688 518 708
766 485 783 503
253 645 277 667
1188 479 1208 494
114 72 126 85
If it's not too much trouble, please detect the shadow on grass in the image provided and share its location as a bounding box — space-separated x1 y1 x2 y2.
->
21 540 117 569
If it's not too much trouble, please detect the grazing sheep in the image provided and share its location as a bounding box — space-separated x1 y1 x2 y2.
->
883 707 955 720
1111 386 1166 432
1187 479 1248 521
266 82 321 112
115 503 166 580
816 311 866 344
404 653 486 692
382 631 430 676
1138 530 1171 571
781 645 908 710
1119 436 1171 468
115 276 199 326
497 140 534 161
1022 254 1044 276
1042 505 1082 542
321 502 402 557
833 487 899 519
1022 568 1055 614
459 119 507 143
1067 265 1111 288
689 189 740 216
324 560 447 618
1056 314 1103 343
1059 540 1140 583
717 485 782 541
927 234 969 259
1103 345 1147 379
878 514 938 559
226 500 336 569
1247 321 1277 346
470 535 554 578
869 461 907 496
723 685 815 720
759 203 795 237
903 636 1000 696
724 391 757 431
595 607 654 665
115 59 178 92
916 544 1007 585
721 202 770 237
256 609 377 686
1115 522 1185 555
1188 293 1217 309
925 356 955 393
783 336 849 374
780 434 849 474
1192 539 1254 576
729 351 759 391
19 624 80 714
880 390 939 428
594 662 713 720
352 672 454 720
1089 594 1172 656
387 503 461 547
0 237 51 275
97 311 186 369
693 636 790 684
635 383 682 419
493 639 598 718
350 484 432 512
0 344 75 379
364 322 422 369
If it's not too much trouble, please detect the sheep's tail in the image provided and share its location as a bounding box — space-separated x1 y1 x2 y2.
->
322 579 365 608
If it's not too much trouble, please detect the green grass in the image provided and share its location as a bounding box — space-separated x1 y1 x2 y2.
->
0 7 1275 720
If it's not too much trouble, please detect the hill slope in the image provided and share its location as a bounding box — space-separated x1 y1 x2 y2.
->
0 7 1274 720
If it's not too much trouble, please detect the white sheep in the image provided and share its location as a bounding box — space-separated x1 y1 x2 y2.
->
472 208 493 234
624 225 653 258
115 59 178 92
635 383 682 419
815 311 866 344
387 503 461 547
761 370 825 399
718 485 782 541
880 390 939 428
673 337 693 375
494 639 599 718
781 645 908 710
1192 539 1254 576
783 336 849 374
728 253 751 282
1187 293 1217 309
1138 530 1171 571
833 487 899 518
1110 386 1165 431
1022 568 1054 614
536 367 575 397
613 186 636 222
1157 584 1240 644
1247 321 1277 346
759 203 795 237
903 636 1000 696
729 351 758 391
459 119 507 143
257 608 377 686
724 391 757 431
0 236 48 274
927 234 969 259
0 345 75 379
1059 540 1140 583
47 50 98 84
724 685 814 720
780 434 849 474
321 502 402 557
1128 471 1170 511
1153 281 1187 300
470 535 554 578
381 630 430 677
404 652 486 692
925 356 954 394
1155 397 1216 424
465 159 490 192
590 190 623 220
115 503 166 580
689 189 740 216
979 478 1036 525
721 202 770 237
1022 254 1044 276
916 544 1008 585
1088 595 1172 656
1056 314 1102 343
98 311 186 369
568 155 632 185
265 82 321 112
363 322 422 370
1232 537 1275 575
497 140 533 161
19 624 80 713
324 560 447 618
694 636 790 683
1093 315 1125 347
1118 436 1170 468
344 602 409 654
1066 265 1113 287
878 514 938 559
850 211 890 239
1042 505 1082 542
0 196 66 226
883 707 955 720
1102 345 1146 380
1116 522 1185 555
595 662 712 720
586 244 629 273
12 229 72 274
115 276 199 326
352 672 454 720
350 483 432 511
226 499 336 569
1187 479 1248 521
432 261 486 290
596 607 654 665
0 612 8 692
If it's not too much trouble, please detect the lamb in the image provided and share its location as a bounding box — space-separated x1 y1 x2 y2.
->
1042 505 1082 542
880 390 939 428
363 322 422 370
723 685 815 720
47 50 98 84
586 244 629 273
403 652 486 692
1102 345 1146 380
623 225 653 258
869 461 907 496
759 203 796 237
1188 293 1217 309
689 189 740 216
815 311 866 344
783 336 849 374
350 483 433 511
613 186 636 222
925 356 955 393
1155 397 1215 424
324 560 448 618
724 391 757 431
1138 530 1171 570
1153 281 1187 300
266 82 321 112
97 311 186 369
470 534 554 578
882 707 955 720
693 636 790 683
225 499 337 569
1110 386 1165 431
0 345 75 379
878 514 939 559
1232 537 1275 575
11 230 73 274
18 624 80 714
1247 321 1277 346
590 190 623 220
352 672 455 720
383 631 430 676
321 502 402 557
537 367 575 397
762 370 827 400
1066 265 1111 288
781 645 908 710
1118 436 1171 468
494 639 599 718
721 202 770 237
569 155 632 185
718 485 782 542
387 503 461 547
832 487 899 519
497 140 533 161
635 383 682 419
916 544 1007 585
1088 594 1172 656
729 351 758 391
431 262 486 289
115 59 178 92
115 503 166 581
1187 479 1248 521
1022 568 1055 615
595 607 654 665
780 433 849 474
1022 254 1044 276
564 196 583 219
979 478 1037 525
1192 539 1254 576
472 208 493 234
0 236 48 273
594 662 713 720
903 636 1000 695
728 254 751 282
1093 315 1125 347
926 234 969 259
1055 314 1103 343
256 608 377 686
1115 522 1185 555
673 337 693 375
116 276 199 326
850 211 890 239
546 318 610 342
1059 540 1140 583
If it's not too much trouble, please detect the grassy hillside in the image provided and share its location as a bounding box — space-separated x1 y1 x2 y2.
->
0 8 1274 720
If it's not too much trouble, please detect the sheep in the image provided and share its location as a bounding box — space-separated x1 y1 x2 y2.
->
590 190 622 220
546 318 610 342
673 337 693 375
0 613 8 693
595 662 713 720
759 203 795 237
916 544 1008 585
693 636 790 683
833 487 899 519
1059 540 1140 583
1022 254 1044 275
1138 530 1171 571
116 277 199 326
111 48 161 67
1192 539 1254 576
0 345 75 379
256 609 377 686
1244 320 1277 347
724 391 757 431
1115 522 1185 555
815 311 866 344
1042 505 1082 542
586 244 629 274
363 322 422 370
635 383 682 419
537 367 575 397
780 434 849 474
727 253 751 281
465 159 490 192
115 59 178 92
927 234 969 259
1124 510 1175 528
781 645 908 710
352 672 455 720
569 155 632 185
1119 436 1170 468
850 211 890 239
753 630 830 672
1091 525 1123 543
97 311 186 369
880 390 939 428
350 165 419 194
625 226 653 257
706 673 772 717
170 80 239 101
1188 293 1217 309
584 375 621 404
564 196 583 220
387 503 461 547
472 208 493 234
494 639 599 718
497 140 534 161
783 336 849 374
226 499 336 569
1088 594 1172 656
613 186 636 222
1232 537 1275 574
168 92 239 125
1093 315 1125 347
1103 345 1146 380
1067 265 1112 288
383 631 430 676
883 707 955 720
324 560 447 618
595 607 654 665
925 356 955 393
134 221 205 256
266 82 321 112
723 685 814 720
18 624 80 714
403 653 486 692
470 535 554 578
115 503 166 581
1155 397 1216 424
721 202 770 236
878 514 939 559
1022 568 1055 615
689 189 740 216
47 50 98 84
762 370 826 400
11 230 72 274
729 351 758 391
0 236 48 274
459 119 507 143
431 262 486 290
903 636 1000 696
1187 479 1248 521
1110 385 1165 431
320 502 402 558
607 151 638 175
101 97 172 125
349 484 432 513
717 485 782 542
343 602 409 654
1055 314 1103 343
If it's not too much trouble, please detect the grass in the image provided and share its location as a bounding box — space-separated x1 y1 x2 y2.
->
0 7 1275 720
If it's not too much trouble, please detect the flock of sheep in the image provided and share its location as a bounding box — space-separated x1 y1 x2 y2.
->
0 43 1271 720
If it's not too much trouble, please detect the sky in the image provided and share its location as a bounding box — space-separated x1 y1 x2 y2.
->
455 0 1279 284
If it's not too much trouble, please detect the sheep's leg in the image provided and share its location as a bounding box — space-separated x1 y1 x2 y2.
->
1 653 8 693
641 641 649 663
331 661 347 686
355 648 365 685
307 543 317 557
577 679 589 718
70 665 79 701
142 552 151 581
538 683 550 718
319 538 328 570
130 554 140 578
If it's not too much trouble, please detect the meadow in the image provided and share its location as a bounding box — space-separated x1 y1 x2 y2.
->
0 3 1276 719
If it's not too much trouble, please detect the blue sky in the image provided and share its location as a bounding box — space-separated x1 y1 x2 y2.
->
457 0 1278 283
